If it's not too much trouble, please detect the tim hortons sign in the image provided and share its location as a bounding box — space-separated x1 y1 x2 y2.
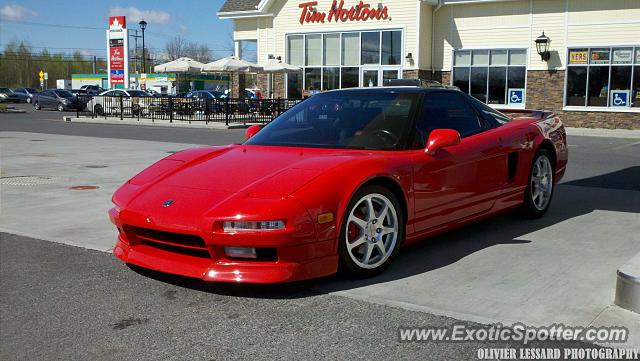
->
299 1 390 25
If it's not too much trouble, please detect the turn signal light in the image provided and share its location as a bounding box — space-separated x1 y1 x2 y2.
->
224 246 257 259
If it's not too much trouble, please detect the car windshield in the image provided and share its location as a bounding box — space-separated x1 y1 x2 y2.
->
245 90 420 150
55 90 74 98
127 90 150 97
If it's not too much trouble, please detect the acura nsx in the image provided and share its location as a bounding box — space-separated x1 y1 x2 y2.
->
110 86 568 283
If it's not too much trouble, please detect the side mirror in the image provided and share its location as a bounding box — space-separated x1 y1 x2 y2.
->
245 125 262 140
425 129 461 156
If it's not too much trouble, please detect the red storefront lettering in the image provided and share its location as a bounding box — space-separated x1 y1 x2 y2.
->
299 0 389 25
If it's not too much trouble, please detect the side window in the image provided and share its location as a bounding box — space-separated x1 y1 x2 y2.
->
416 92 484 143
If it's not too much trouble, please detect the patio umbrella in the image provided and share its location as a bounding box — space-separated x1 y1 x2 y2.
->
262 58 301 98
203 56 263 97
154 57 204 73
154 57 204 93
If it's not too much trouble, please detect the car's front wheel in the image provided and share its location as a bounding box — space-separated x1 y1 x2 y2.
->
57 103 65 112
338 185 404 277
94 104 104 115
34 102 41 110
26 97 32 104
520 149 555 218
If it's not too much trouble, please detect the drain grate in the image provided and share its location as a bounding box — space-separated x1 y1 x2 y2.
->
84 165 108 169
0 175 63 186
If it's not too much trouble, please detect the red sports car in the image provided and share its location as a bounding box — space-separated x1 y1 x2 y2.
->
110 87 568 283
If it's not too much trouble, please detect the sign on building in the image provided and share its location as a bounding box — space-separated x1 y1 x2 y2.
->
508 88 525 106
107 16 129 89
610 90 630 108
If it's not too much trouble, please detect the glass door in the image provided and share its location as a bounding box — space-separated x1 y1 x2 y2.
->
382 69 401 84
361 67 402 87
361 68 380 87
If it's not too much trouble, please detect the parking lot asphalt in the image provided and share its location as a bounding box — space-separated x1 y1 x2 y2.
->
0 232 605 361
2 110 640 358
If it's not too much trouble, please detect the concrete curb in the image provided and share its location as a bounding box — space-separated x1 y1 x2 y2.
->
615 254 640 314
565 127 640 139
62 116 256 130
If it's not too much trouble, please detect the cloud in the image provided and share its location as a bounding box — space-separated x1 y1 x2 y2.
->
0 4 37 21
109 6 170 25
178 25 188 35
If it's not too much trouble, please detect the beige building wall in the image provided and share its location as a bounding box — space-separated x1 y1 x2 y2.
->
432 0 640 73
235 0 429 69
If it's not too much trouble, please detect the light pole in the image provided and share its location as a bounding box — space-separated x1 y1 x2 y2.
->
139 20 147 73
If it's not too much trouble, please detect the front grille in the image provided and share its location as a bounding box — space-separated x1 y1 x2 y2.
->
123 225 211 258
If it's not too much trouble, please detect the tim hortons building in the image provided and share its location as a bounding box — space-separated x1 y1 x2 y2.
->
218 0 640 128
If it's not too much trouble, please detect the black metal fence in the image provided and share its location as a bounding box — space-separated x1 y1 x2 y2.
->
75 95 303 125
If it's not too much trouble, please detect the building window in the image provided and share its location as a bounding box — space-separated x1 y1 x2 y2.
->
286 30 403 97
453 49 527 106
566 46 640 108
361 32 380 65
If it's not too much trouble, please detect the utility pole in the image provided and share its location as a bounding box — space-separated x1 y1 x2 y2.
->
130 30 141 74
92 56 97 74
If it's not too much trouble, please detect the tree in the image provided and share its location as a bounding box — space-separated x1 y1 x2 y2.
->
164 36 212 63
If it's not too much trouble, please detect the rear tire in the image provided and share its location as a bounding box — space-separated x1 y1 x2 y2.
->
34 102 41 110
520 149 555 218
338 185 404 277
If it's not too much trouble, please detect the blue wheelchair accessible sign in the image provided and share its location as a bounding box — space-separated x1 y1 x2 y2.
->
508 88 525 105
610 90 630 107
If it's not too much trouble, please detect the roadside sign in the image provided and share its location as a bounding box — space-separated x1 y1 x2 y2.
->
508 88 525 105
38 70 44 80
610 90 630 108
44 72 49 80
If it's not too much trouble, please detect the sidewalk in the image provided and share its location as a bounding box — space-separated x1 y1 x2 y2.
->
62 115 259 129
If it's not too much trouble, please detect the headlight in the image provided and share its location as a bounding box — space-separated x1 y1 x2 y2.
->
222 220 285 232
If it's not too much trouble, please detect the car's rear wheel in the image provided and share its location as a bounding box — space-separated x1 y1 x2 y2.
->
520 149 555 218
338 185 404 277
34 102 41 110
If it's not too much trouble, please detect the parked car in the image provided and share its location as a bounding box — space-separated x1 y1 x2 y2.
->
34 89 87 111
92 89 152 116
183 90 227 114
13 87 38 103
78 85 103 96
185 90 225 99
109 86 568 283
0 87 22 103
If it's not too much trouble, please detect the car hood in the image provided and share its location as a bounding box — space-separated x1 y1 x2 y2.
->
116 145 371 226
132 145 371 197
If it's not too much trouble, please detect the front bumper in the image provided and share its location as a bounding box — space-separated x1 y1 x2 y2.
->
109 207 339 283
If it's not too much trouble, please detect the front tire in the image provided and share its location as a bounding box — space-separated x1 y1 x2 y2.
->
94 104 104 116
26 97 32 104
34 102 41 110
520 149 555 218
57 103 65 112
338 185 404 277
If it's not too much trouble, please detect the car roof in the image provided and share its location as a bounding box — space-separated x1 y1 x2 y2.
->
323 86 461 95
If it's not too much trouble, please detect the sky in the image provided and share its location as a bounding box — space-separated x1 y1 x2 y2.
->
0 0 243 60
